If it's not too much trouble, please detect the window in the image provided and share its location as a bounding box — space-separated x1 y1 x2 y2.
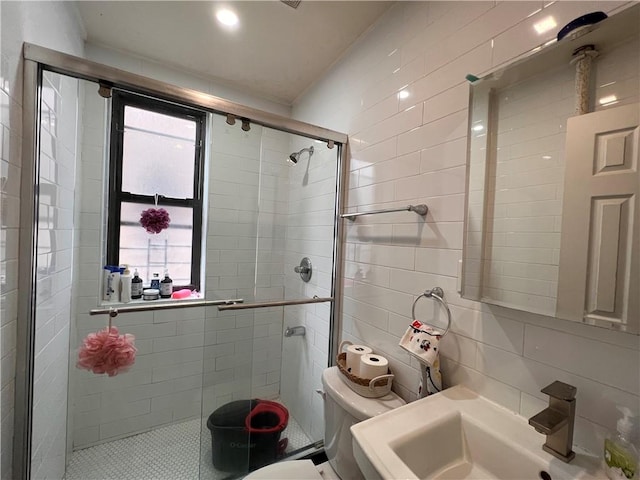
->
106 91 206 290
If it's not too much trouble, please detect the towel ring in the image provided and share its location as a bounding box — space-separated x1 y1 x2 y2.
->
411 287 452 337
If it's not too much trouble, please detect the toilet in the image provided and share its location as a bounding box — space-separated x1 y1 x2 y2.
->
244 366 406 479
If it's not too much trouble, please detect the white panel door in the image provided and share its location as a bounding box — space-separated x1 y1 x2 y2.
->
556 103 639 332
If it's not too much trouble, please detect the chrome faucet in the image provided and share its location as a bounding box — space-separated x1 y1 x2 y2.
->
528 381 577 463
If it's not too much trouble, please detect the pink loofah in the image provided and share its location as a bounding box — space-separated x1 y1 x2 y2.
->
77 326 137 377
140 207 170 234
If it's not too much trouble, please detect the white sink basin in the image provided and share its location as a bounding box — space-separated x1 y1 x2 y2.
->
351 385 603 480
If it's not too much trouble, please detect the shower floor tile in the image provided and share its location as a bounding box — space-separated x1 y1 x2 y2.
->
64 414 311 480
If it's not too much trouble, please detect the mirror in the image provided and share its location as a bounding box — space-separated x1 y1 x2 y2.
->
462 4 639 333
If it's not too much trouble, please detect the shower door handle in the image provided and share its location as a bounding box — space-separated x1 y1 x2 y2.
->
217 296 333 311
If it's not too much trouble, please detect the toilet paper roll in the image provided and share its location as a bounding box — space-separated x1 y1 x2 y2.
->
345 344 373 376
359 354 389 379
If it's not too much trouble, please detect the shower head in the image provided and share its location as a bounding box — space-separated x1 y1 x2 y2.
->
287 146 314 165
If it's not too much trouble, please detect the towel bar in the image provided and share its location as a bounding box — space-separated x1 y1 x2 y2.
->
341 204 428 221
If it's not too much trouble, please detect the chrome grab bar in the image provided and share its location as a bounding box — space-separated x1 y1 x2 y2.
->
90 298 244 316
341 204 428 221
218 296 333 311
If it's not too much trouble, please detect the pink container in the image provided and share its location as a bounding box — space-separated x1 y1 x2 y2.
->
171 289 192 299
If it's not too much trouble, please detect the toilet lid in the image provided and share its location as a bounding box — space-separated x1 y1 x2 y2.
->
243 460 324 480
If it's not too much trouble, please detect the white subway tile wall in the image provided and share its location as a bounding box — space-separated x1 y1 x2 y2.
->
292 1 639 455
1 3 85 478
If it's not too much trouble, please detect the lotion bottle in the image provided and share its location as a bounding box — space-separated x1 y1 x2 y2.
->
604 407 638 480
120 265 132 303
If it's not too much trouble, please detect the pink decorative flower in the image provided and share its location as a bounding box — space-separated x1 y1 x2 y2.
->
140 207 170 234
77 326 137 377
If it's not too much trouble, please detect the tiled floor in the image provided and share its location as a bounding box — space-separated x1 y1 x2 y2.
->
64 413 312 480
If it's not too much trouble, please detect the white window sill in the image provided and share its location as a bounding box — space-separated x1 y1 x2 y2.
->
98 296 203 309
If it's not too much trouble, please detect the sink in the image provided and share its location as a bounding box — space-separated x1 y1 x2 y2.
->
351 385 603 480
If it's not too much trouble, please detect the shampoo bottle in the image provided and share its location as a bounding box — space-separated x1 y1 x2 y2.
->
150 273 160 290
110 267 122 303
604 407 638 480
120 265 132 303
103 266 113 301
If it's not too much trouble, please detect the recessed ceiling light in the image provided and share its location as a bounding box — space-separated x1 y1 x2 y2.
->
398 90 410 100
216 8 239 27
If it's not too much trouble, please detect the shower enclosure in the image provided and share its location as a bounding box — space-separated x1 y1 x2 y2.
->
16 44 347 479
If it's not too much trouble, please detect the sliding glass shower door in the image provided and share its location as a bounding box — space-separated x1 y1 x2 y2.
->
198 117 339 479
24 63 342 480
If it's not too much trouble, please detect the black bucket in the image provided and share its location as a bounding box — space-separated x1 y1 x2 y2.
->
207 399 289 472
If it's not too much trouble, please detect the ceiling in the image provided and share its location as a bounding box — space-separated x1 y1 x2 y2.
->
76 1 393 105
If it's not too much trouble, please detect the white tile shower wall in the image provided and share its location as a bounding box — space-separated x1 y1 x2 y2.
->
280 140 337 442
0 3 85 478
293 1 639 455
72 307 206 447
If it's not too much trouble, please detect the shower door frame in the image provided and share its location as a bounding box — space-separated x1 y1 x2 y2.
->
15 43 348 479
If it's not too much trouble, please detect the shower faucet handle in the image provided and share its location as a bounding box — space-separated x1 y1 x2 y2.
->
295 257 312 282
284 326 306 337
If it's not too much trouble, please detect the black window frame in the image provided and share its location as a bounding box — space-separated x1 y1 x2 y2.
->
106 90 206 291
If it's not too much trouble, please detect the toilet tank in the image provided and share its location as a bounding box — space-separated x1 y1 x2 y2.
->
321 367 405 480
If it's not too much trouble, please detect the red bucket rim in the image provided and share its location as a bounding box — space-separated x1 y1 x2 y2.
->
245 400 289 434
